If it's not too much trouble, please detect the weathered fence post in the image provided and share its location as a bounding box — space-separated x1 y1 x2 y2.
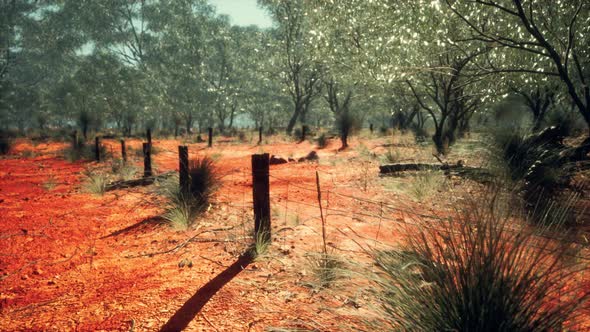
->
208 127 213 148
72 130 78 149
252 153 271 244
258 127 263 145
143 142 152 177
179 145 189 194
121 140 127 163
95 136 100 162
147 128 152 146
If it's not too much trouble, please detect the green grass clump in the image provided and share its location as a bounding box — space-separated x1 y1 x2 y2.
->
372 196 588 331
382 148 401 164
160 157 219 230
408 171 444 201
83 171 108 196
248 229 271 259
110 159 138 181
304 252 344 290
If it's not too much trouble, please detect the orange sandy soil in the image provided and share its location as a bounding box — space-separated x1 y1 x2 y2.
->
0 134 588 331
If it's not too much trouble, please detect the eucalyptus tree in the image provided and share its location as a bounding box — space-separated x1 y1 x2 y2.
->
1 1 87 132
236 27 290 131
446 0 590 133
307 0 494 154
259 0 323 134
145 0 217 134
204 16 253 133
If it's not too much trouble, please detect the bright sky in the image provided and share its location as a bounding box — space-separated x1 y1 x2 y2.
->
208 0 274 28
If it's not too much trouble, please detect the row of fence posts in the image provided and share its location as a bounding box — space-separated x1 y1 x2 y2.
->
82 123 379 166
76 129 272 244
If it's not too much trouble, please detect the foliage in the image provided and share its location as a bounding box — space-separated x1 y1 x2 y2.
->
335 110 359 149
491 125 584 225
159 157 219 230
0 134 12 155
304 252 344 290
83 171 108 196
382 148 401 164
408 171 444 201
110 159 138 181
316 133 328 149
63 138 109 162
373 196 588 331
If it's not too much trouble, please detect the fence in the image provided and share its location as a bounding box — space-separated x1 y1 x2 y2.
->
101 134 590 263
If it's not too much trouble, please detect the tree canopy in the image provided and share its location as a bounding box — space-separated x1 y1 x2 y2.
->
0 0 588 152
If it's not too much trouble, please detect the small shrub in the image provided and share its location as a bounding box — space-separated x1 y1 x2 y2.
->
372 196 588 331
249 229 271 259
160 157 219 230
63 138 109 162
110 159 138 181
316 133 328 149
305 252 344 289
492 126 577 225
382 148 401 164
187 157 219 207
0 135 12 155
410 123 429 143
408 171 444 201
83 171 108 196
237 130 248 143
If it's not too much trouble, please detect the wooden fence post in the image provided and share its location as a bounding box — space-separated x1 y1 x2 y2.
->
258 127 263 145
252 153 271 244
301 125 307 142
179 145 189 194
143 142 152 177
208 127 213 147
147 128 152 146
95 136 100 162
72 130 78 149
121 140 127 163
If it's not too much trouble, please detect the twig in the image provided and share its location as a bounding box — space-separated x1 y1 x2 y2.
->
201 312 220 331
316 171 327 255
124 227 240 258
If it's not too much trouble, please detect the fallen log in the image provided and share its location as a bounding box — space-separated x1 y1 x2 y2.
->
379 163 462 174
379 163 495 184
105 171 175 191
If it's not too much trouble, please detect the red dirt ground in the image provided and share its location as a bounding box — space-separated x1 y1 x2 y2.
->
1 135 588 331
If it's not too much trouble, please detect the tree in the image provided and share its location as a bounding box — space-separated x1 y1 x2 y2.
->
260 0 323 134
446 0 590 133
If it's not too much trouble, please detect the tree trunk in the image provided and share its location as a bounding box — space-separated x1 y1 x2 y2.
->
432 127 446 155
285 106 301 135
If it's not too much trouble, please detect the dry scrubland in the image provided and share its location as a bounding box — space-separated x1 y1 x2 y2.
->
0 130 589 331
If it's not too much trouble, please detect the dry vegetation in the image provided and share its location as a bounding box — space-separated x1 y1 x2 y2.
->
0 130 588 331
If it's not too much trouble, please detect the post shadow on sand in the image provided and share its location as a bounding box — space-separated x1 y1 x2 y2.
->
159 253 253 332
100 216 166 239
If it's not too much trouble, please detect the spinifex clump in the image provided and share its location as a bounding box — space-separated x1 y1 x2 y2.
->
162 157 219 230
373 193 588 331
